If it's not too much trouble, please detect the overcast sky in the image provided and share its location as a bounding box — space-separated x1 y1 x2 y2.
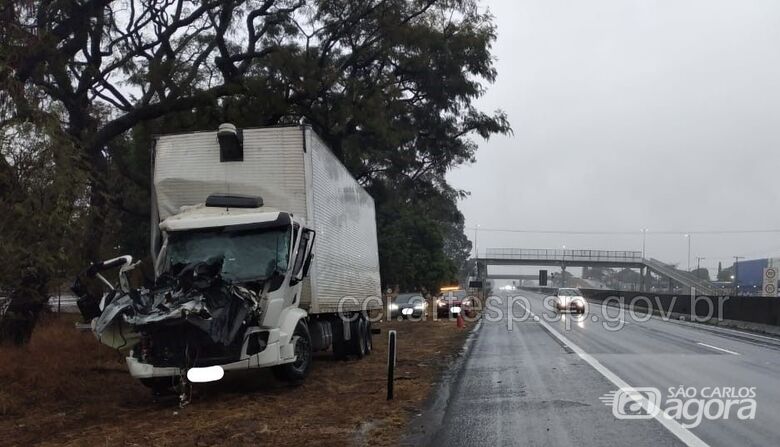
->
448 0 780 274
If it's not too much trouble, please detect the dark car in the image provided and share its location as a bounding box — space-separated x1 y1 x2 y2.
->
436 289 475 318
389 293 427 319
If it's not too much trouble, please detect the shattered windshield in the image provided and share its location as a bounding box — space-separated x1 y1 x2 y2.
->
165 226 292 283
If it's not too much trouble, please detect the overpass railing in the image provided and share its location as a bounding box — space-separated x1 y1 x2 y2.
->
484 248 643 264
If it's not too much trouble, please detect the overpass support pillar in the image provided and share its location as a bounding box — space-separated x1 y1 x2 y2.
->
476 260 486 281
561 264 567 287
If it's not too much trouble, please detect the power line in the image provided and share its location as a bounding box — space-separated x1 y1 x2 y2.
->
467 227 780 236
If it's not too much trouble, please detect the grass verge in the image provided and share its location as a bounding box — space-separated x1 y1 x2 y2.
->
0 313 472 446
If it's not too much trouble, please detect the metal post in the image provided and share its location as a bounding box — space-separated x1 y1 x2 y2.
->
387 330 397 400
561 245 566 287
641 229 647 259
684 234 691 272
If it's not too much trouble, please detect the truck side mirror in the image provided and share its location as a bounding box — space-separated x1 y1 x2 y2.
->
302 249 314 278
291 229 316 284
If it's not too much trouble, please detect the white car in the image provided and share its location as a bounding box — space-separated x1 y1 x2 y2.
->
554 288 586 313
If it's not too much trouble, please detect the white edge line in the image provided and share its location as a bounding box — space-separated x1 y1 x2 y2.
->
696 342 740 356
519 302 709 447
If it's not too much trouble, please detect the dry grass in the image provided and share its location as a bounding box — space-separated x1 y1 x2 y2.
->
0 314 472 446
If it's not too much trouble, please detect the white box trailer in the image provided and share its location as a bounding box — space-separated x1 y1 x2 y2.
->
152 125 382 314
74 125 381 394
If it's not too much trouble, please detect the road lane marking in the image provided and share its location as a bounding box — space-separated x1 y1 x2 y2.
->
696 342 740 356
518 302 709 447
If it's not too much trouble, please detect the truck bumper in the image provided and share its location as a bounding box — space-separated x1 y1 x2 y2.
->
126 340 292 379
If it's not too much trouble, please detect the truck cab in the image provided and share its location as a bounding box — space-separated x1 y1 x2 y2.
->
156 197 314 331
121 194 316 386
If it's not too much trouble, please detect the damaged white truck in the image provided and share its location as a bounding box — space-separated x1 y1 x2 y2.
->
72 125 382 396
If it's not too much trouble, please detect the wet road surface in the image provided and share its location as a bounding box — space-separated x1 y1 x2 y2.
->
411 290 780 447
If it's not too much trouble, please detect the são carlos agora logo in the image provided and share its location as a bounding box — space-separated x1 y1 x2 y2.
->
600 386 757 428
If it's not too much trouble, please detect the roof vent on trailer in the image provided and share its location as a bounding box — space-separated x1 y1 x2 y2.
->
205 193 263 208
217 123 243 162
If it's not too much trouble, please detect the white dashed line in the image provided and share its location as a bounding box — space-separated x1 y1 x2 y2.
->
696 342 740 356
518 302 709 447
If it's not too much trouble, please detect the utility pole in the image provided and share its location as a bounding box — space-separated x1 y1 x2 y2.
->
641 229 648 259
474 224 480 260
684 234 691 271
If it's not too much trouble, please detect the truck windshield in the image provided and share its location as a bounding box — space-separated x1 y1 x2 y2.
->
165 226 292 283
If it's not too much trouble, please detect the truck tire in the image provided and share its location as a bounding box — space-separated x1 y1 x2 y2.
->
363 319 373 355
332 318 349 361
351 317 367 359
273 320 312 383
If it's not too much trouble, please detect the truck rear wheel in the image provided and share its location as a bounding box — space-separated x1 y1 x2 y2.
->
273 320 312 383
351 317 367 359
332 318 349 360
362 319 372 354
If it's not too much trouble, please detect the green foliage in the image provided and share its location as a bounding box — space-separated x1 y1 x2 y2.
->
0 121 86 343
0 0 510 341
691 267 710 281
371 182 459 292
718 264 734 282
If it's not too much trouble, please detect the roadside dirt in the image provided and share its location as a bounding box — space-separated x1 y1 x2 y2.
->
0 313 473 446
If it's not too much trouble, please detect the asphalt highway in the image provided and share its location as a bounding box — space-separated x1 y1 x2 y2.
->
414 290 780 447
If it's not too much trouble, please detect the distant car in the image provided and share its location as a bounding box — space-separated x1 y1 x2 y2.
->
389 293 427 319
554 288 586 313
436 289 476 318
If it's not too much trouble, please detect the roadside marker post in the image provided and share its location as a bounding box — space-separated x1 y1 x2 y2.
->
387 330 397 400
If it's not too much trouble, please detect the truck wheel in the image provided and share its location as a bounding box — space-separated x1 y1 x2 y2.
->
273 320 312 383
363 319 373 354
332 318 349 361
351 318 367 359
